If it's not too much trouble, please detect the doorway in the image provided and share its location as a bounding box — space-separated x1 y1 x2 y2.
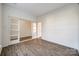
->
20 19 32 41
9 16 42 45
9 16 33 44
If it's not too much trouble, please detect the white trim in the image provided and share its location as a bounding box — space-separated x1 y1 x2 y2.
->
0 45 2 54
78 49 79 53
0 45 1 48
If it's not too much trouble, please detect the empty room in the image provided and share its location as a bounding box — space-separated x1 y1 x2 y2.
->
0 3 79 56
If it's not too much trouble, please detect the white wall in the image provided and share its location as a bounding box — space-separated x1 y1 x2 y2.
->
2 5 36 47
78 4 79 51
0 4 2 53
38 4 79 50
20 20 32 37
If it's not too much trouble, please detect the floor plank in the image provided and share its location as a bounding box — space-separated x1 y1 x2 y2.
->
1 39 79 56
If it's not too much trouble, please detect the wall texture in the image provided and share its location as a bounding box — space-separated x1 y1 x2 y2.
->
38 4 79 50
2 5 36 47
0 4 2 53
78 4 79 51
0 4 1 46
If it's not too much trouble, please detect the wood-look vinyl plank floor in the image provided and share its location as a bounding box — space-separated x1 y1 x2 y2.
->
1 39 79 56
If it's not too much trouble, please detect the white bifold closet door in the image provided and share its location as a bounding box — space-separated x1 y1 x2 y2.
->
37 22 42 38
32 22 42 39
32 22 37 39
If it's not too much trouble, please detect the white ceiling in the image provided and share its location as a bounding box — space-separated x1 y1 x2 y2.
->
4 3 70 16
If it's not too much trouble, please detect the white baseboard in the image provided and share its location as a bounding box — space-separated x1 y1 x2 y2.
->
0 45 1 47
0 45 2 54
78 49 79 53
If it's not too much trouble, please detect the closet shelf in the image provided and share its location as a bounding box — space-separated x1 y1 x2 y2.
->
11 24 18 25
10 35 18 36
10 29 19 31
9 17 19 41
